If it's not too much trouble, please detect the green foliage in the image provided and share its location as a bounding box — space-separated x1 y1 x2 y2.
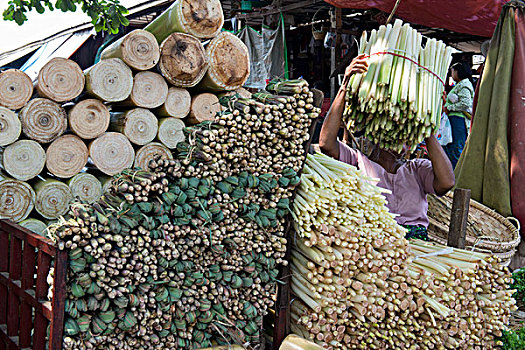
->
3 0 130 34
498 328 525 350
511 269 525 303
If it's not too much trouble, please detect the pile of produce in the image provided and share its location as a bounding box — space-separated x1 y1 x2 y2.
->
344 20 454 152
290 153 516 349
0 0 249 236
47 72 318 350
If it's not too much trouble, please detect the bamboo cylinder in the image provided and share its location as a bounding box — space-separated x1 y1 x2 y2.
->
156 87 191 118
2 140 46 181
144 0 224 42
84 58 133 102
196 32 250 92
34 178 73 219
89 132 135 176
157 117 185 149
100 29 160 71
110 108 158 146
35 58 85 102
0 107 21 146
68 99 110 139
19 98 67 143
0 179 35 223
158 33 208 87
187 93 221 124
134 142 173 170
46 135 88 178
0 69 33 110
68 173 102 204
126 71 168 108
19 218 48 236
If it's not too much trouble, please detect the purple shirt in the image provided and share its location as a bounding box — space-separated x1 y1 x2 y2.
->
338 141 436 227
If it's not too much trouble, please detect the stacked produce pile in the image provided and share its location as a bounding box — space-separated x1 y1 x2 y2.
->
290 153 516 349
344 20 454 152
0 0 250 237
49 75 319 348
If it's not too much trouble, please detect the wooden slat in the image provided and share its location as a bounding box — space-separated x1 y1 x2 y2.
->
32 313 46 350
0 284 6 326
35 252 51 301
0 229 8 272
48 250 67 350
21 244 36 291
6 288 19 338
8 236 21 282
17 303 31 349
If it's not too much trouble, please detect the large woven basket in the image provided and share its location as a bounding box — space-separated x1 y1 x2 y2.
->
427 192 520 264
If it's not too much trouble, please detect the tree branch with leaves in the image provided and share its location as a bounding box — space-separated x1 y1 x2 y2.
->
3 0 130 34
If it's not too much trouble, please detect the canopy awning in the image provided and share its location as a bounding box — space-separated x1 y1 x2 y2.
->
324 0 506 37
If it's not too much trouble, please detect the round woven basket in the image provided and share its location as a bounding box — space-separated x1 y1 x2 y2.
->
427 192 520 262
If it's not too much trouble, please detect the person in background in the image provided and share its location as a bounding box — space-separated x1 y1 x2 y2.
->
443 62 475 168
319 55 455 240
311 81 332 144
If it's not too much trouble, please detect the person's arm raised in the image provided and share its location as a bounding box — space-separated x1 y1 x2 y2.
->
425 135 455 195
319 55 368 159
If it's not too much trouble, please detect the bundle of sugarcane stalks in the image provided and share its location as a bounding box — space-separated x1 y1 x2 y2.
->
290 153 516 349
343 20 453 153
0 0 250 234
47 77 319 349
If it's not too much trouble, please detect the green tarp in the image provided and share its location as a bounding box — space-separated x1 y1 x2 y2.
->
454 1 518 217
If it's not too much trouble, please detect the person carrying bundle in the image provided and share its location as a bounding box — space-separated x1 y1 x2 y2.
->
320 56 455 240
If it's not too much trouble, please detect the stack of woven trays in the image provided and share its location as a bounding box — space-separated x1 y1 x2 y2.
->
427 192 521 266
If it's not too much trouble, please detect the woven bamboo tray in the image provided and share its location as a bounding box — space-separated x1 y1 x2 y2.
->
427 192 520 262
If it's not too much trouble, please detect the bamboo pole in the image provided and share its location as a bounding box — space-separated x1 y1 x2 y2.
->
19 218 48 236
0 179 35 223
68 99 110 139
0 69 33 110
100 29 160 71
19 98 67 143
158 33 208 87
0 106 21 146
123 71 168 108
196 32 250 92
110 108 158 146
2 140 46 181
156 87 191 118
89 132 135 176
144 0 224 42
187 93 221 125
35 57 85 102
68 172 102 204
85 58 133 102
134 142 173 170
34 178 73 219
46 135 88 178
157 117 185 149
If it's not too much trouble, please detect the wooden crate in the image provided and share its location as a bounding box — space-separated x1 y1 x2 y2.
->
0 220 67 350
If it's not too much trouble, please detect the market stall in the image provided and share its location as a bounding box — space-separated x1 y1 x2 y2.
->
0 0 520 349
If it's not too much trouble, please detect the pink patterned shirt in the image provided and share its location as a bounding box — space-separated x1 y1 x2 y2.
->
338 141 436 227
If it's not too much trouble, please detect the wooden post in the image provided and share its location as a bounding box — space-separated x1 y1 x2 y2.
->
330 7 342 100
447 188 471 249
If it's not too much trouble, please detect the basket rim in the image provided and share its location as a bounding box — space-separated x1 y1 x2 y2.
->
427 192 521 251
